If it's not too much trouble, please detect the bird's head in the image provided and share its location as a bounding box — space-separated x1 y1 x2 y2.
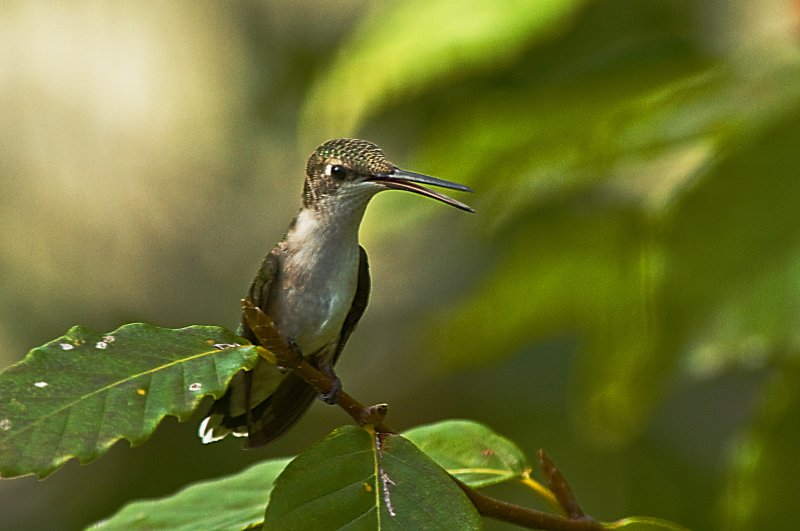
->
303 138 473 214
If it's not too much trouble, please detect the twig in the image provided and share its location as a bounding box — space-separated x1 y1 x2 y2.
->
539 449 586 519
454 477 603 531
241 299 394 434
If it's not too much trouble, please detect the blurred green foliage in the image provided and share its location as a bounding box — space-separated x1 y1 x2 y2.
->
90 457 293 530
1 0 799 529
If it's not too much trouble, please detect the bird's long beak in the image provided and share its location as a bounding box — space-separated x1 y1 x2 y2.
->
370 168 474 213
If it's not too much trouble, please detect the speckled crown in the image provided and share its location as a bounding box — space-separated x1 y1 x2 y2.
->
307 138 394 176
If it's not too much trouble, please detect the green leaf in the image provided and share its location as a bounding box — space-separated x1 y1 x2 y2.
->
603 516 691 531
264 425 481 530
89 457 292 531
0 323 259 478
300 0 587 142
403 419 529 488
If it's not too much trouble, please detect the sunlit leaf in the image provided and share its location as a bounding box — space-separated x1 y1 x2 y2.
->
264 425 481 529
89 457 291 531
300 0 588 142
0 324 259 478
403 419 529 488
604 515 691 531
416 61 800 228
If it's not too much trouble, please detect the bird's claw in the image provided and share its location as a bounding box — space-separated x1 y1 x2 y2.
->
320 376 342 404
284 337 304 366
318 363 342 405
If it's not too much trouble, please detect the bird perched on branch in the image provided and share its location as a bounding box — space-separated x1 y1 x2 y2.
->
199 138 473 447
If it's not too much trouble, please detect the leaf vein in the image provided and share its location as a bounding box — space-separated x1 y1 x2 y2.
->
4 347 250 442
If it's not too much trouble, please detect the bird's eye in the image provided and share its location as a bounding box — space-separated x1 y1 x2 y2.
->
328 164 347 179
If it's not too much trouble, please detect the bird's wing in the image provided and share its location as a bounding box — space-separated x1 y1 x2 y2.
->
198 250 283 443
242 248 280 341
333 245 370 363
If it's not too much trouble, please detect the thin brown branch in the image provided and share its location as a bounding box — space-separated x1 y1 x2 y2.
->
241 299 394 434
539 449 586 519
453 477 603 531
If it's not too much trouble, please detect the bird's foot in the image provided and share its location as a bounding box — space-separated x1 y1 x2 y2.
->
318 364 342 405
284 337 304 366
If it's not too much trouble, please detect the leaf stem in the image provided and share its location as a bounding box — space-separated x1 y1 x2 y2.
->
520 469 565 515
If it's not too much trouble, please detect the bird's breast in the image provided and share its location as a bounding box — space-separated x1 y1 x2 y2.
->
268 242 360 356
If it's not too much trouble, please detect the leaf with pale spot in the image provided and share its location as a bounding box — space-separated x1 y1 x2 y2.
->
0 323 259 479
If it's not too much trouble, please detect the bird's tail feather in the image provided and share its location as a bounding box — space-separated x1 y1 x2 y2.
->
197 361 318 448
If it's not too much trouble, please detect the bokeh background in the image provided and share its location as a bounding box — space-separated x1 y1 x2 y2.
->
2 1 799 529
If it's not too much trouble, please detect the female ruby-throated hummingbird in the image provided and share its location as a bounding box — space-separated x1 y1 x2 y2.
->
199 138 473 447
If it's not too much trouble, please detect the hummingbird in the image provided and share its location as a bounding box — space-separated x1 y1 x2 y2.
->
199 138 473 448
